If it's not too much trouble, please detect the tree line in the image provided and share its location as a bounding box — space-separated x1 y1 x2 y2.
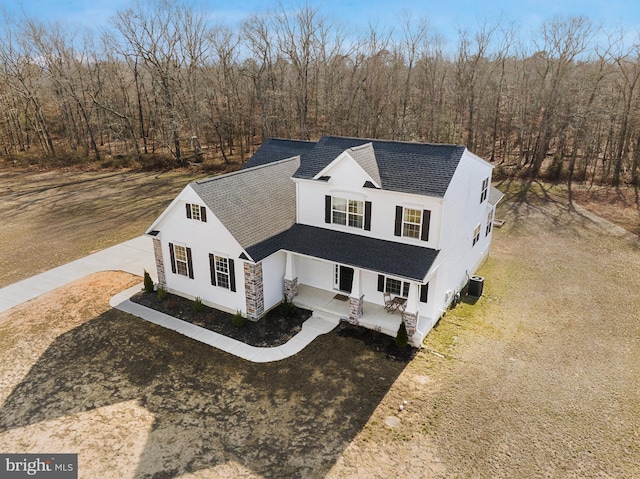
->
2 0 640 191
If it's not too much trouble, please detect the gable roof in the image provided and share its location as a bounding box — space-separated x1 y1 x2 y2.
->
191 157 300 254
293 136 467 198
241 138 316 170
245 224 439 282
344 143 382 186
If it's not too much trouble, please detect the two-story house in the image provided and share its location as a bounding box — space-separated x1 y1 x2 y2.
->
145 136 503 347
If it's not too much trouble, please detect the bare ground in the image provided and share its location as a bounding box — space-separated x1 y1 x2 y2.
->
1 172 640 478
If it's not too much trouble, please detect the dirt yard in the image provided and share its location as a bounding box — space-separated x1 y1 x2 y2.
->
1 171 640 478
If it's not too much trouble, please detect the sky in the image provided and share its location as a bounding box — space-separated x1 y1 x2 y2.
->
3 0 640 49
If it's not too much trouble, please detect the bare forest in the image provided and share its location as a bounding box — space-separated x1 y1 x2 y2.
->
2 0 640 192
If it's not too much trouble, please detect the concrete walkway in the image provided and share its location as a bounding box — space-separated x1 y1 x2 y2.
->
110 284 340 363
0 235 339 362
0 236 155 314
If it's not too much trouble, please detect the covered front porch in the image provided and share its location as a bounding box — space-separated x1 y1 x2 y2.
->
292 284 405 340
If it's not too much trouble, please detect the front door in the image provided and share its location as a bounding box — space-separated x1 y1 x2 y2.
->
338 266 354 293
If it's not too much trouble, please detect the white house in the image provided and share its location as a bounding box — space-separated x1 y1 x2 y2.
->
145 136 503 347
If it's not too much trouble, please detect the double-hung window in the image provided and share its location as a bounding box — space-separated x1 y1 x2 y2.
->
472 224 481 246
403 208 422 239
326 195 371 230
169 243 194 279
209 254 236 291
480 178 489 203
486 210 494 236
395 206 431 241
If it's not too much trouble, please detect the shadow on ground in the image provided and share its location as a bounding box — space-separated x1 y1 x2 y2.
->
0 309 406 478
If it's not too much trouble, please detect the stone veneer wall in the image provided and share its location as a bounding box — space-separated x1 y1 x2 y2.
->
244 262 264 321
152 238 166 288
402 311 417 337
348 295 364 324
284 277 298 301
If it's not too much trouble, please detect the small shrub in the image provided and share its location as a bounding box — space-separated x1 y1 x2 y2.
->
395 320 409 349
143 270 154 293
157 287 168 301
232 310 246 328
280 294 297 319
193 297 204 312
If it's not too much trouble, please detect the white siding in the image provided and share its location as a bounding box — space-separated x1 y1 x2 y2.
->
429 150 494 317
295 179 443 250
155 185 248 315
262 251 286 312
298 256 334 290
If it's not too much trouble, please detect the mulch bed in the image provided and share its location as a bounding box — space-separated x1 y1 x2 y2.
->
131 290 418 361
335 322 418 362
131 290 312 348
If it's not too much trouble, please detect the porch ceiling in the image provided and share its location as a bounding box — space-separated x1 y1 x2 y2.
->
246 224 439 281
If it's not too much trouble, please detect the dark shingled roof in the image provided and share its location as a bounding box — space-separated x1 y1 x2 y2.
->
246 224 439 281
293 136 466 197
241 138 316 169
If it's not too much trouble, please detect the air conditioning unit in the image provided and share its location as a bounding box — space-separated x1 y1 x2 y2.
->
468 276 484 297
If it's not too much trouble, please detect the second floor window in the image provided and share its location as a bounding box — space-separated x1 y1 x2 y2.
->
325 195 371 230
395 206 431 241
403 208 422 238
480 178 489 203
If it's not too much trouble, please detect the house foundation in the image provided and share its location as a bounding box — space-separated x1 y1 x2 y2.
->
244 262 264 321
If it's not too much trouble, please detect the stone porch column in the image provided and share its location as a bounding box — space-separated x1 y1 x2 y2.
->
348 268 364 324
402 282 421 337
152 238 166 289
244 262 264 321
284 252 298 300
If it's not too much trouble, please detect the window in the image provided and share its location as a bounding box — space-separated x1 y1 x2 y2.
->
215 256 230 289
209 254 236 291
480 178 489 203
486 209 494 236
472 224 481 246
325 195 371 230
186 203 207 222
403 208 422 239
378 274 410 298
169 243 193 279
395 206 431 241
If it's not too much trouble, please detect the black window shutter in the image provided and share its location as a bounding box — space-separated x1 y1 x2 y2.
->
229 259 236 292
402 282 410 297
169 243 176 273
420 283 429 303
186 203 192 219
209 254 216 286
186 247 194 279
325 195 332 223
200 206 207 222
394 206 403 236
364 201 372 231
377 274 385 292
421 209 431 241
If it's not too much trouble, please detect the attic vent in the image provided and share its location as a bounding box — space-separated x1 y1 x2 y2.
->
317 176 331 181
363 180 378 189
148 230 160 236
